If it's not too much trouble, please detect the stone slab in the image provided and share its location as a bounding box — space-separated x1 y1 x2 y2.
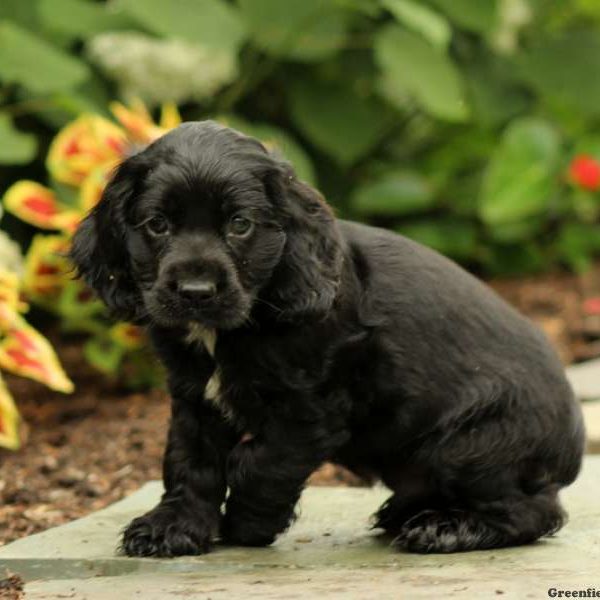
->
583 401 600 452
565 360 600 451
1 457 600 599
566 359 600 401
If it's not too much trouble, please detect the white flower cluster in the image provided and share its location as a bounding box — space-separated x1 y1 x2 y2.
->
0 229 24 275
493 0 533 54
87 32 238 106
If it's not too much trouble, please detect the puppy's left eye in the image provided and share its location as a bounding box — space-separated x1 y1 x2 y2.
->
227 216 254 238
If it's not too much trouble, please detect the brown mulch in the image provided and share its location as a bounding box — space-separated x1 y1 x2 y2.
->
0 573 24 600
0 340 168 546
488 263 600 365
1 264 600 547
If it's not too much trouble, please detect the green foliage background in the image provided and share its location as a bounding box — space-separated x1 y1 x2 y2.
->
2 0 600 276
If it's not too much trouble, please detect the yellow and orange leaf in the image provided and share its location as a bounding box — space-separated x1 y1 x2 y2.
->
47 115 126 186
80 166 111 212
0 312 74 394
159 102 182 131
130 97 153 122
3 181 81 233
110 100 166 143
22 235 71 304
0 373 20 451
0 270 27 327
109 323 145 350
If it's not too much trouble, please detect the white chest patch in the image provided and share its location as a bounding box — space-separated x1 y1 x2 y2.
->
186 323 217 356
185 324 229 415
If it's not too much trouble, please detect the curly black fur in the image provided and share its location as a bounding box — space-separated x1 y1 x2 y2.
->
70 121 585 557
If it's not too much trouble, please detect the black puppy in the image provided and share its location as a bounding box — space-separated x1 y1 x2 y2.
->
71 121 585 557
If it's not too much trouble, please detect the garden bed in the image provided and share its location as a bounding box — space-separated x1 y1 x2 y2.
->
1 265 599 546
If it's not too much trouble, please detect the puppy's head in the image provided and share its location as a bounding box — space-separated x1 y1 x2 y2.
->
70 121 343 329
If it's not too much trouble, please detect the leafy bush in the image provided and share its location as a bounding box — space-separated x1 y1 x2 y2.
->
2 0 600 275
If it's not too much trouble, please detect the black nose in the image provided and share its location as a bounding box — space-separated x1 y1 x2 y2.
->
178 279 217 301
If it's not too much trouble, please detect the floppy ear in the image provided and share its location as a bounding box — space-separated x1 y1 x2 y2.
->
70 157 146 322
264 165 344 321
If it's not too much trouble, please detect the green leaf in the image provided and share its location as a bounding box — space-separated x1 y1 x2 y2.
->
50 181 80 209
382 0 451 49
485 217 545 243
238 0 348 61
442 173 484 217
333 0 382 16
479 118 561 230
58 281 104 321
350 170 436 216
374 25 469 122
0 0 42 33
396 219 479 260
573 136 600 160
219 115 316 184
84 336 125 375
571 190 600 224
25 74 112 130
120 349 164 390
0 21 90 93
556 223 600 273
39 0 136 37
427 0 499 34
464 53 530 127
482 243 546 276
120 0 246 52
0 113 37 165
519 31 600 118
421 129 494 185
577 0 600 19
289 80 390 166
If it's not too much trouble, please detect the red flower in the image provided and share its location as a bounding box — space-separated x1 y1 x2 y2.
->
569 155 600 191
583 297 600 315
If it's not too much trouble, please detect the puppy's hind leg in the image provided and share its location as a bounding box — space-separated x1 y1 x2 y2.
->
375 407 580 553
388 375 583 553
388 423 574 552
392 486 565 553
372 463 443 537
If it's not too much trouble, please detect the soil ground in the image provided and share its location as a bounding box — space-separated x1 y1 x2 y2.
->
1 265 600 547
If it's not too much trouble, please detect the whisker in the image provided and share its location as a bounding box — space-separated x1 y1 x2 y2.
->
253 297 284 315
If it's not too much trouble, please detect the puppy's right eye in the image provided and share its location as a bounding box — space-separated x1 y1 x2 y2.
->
145 215 170 236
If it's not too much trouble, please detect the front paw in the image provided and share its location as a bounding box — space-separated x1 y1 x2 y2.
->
121 504 218 557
